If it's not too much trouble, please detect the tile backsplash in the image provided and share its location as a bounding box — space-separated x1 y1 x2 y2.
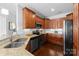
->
0 28 63 40
24 29 63 34
24 29 45 34
45 29 63 34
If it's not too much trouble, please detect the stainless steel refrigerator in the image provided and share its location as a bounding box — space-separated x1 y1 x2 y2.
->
63 20 73 56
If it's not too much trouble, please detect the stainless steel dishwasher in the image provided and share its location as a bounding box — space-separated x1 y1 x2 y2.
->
30 37 39 52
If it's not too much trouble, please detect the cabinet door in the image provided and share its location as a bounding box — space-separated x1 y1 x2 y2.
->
35 16 45 29
23 8 29 28
66 13 73 20
45 19 50 29
50 19 64 29
57 19 64 28
29 11 35 28
44 19 47 29
23 8 35 29
48 20 52 29
51 20 57 29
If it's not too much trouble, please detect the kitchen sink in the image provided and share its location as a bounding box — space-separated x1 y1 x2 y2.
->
4 38 26 48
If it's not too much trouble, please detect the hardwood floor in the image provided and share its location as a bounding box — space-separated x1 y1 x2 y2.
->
33 42 64 56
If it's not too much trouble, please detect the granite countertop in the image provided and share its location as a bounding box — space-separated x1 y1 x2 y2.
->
0 34 39 56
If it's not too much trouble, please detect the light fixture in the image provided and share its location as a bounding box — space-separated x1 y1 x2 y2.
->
1 8 9 15
32 14 36 18
51 8 55 12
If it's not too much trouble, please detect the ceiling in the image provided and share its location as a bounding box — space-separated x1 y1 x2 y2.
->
0 3 73 19
0 3 16 16
26 3 73 19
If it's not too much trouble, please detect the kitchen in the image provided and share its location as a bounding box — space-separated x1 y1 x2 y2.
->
22 3 73 56
0 3 78 56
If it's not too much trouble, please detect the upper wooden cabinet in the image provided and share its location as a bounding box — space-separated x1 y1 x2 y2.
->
23 7 64 29
57 19 64 28
66 13 73 20
49 18 64 29
45 19 50 29
35 16 45 28
52 20 57 29
23 7 45 29
44 18 64 29
23 8 35 29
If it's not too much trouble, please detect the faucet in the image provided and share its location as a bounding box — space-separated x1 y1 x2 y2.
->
10 29 16 44
10 31 13 44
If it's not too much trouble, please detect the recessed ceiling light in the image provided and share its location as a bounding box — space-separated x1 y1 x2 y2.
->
51 8 55 12
1 8 9 15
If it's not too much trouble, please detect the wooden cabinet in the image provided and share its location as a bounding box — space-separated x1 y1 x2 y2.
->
23 8 35 29
47 33 63 46
35 16 45 28
23 8 45 29
23 7 64 29
48 18 64 29
66 13 73 20
48 19 58 29
52 20 57 29
45 19 50 29
73 4 79 55
57 19 64 28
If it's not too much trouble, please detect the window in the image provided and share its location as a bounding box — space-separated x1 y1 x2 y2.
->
0 16 6 40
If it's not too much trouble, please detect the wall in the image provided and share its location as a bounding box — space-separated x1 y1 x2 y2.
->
0 13 16 40
16 4 23 31
0 15 7 40
6 11 16 35
0 5 16 40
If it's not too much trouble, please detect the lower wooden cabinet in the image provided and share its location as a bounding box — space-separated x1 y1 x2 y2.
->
47 33 63 46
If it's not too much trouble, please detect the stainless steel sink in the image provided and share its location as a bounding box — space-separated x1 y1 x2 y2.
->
4 38 26 48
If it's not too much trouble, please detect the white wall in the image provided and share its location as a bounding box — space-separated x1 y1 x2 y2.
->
0 5 16 40
6 12 16 35
0 15 7 40
0 13 16 40
16 4 23 31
